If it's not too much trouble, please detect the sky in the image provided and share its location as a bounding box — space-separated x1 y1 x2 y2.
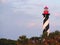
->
0 0 60 40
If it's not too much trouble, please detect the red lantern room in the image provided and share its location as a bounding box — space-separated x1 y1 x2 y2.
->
43 6 49 15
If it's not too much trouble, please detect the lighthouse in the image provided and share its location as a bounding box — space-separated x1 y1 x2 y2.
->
42 6 50 36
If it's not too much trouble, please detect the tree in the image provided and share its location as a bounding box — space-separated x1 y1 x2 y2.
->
17 35 28 45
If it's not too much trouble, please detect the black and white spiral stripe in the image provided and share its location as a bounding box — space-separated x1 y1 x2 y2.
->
43 14 50 36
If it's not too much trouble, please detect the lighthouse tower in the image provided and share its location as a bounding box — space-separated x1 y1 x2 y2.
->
42 6 50 36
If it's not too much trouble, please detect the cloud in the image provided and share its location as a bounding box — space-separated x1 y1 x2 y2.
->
27 22 36 28
0 0 9 4
54 12 60 17
26 21 41 29
16 20 38 28
11 0 43 16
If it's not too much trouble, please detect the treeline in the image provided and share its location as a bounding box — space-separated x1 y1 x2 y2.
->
0 30 60 45
0 38 16 45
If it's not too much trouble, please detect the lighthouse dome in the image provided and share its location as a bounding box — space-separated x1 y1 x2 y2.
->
44 6 48 9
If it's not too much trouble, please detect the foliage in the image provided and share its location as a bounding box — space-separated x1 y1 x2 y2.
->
17 35 28 45
0 38 16 45
0 30 60 45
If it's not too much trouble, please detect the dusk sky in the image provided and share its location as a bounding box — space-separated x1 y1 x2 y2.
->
0 0 60 40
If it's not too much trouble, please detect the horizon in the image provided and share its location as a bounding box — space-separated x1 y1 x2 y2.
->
0 0 60 40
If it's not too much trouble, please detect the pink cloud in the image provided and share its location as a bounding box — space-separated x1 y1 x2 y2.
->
27 22 37 28
54 12 60 17
1 0 7 4
1 0 4 2
51 22 60 28
52 22 56 27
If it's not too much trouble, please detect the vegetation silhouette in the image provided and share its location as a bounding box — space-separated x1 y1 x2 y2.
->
0 30 60 45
